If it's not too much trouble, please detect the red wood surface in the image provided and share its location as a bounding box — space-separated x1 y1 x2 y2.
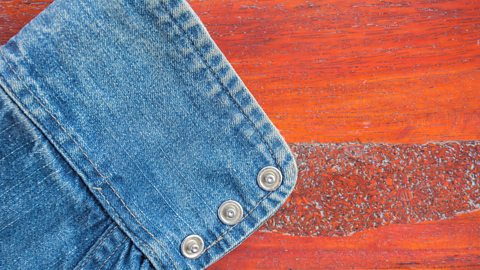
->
1 0 479 269
190 0 480 144
210 211 480 269
264 142 479 237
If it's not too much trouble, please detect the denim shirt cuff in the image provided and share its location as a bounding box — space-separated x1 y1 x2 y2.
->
0 0 297 268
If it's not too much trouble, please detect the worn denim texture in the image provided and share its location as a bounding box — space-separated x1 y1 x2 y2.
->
0 0 298 269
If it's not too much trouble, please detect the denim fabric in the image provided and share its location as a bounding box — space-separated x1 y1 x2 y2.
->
0 0 297 269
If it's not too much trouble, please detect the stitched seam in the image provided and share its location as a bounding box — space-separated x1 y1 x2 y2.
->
0 53 177 269
97 237 129 270
79 0 284 258
95 188 178 270
78 0 280 258
75 223 117 270
101 126 200 232
75 0 216 220
157 1 279 168
204 190 273 252
1 0 288 263
156 1 282 250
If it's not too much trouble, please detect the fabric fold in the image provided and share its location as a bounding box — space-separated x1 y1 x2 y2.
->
0 0 297 268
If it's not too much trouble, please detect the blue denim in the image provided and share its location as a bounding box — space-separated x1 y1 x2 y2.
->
0 0 297 269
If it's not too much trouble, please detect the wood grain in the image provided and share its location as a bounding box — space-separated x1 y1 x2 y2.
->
189 0 480 143
263 142 480 237
0 0 52 41
1 0 479 144
210 210 480 269
1 0 479 269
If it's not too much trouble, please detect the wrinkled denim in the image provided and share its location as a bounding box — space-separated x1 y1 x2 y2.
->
0 0 297 269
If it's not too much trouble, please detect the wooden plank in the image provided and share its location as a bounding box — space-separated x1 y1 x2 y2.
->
0 0 52 42
208 141 479 268
263 142 479 237
1 1 480 269
1 0 479 143
209 210 480 269
190 0 480 143
209 141 480 269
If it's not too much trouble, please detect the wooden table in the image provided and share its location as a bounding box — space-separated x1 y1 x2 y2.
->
1 0 479 268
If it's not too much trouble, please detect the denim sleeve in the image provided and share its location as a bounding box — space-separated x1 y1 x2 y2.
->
0 0 297 269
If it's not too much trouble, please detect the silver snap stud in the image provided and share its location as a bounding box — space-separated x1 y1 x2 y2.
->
218 200 243 225
257 166 283 191
181 235 204 259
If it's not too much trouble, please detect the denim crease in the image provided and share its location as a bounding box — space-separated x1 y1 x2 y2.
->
0 0 298 269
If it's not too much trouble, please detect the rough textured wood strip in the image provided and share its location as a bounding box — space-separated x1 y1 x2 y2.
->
210 210 480 269
1 2 480 269
1 0 479 143
261 142 480 237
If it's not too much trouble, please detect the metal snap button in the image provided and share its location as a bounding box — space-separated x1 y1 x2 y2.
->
218 200 243 225
181 235 204 259
257 166 283 191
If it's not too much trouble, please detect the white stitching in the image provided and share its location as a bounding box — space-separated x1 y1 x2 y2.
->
0 54 178 269
155 0 282 250
75 224 117 270
156 1 280 168
95 188 178 270
97 237 129 270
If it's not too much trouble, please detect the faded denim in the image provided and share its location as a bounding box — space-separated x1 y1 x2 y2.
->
0 0 297 269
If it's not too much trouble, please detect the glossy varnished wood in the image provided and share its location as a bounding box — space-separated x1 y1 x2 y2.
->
210 211 480 269
1 0 479 143
190 0 480 143
1 0 479 269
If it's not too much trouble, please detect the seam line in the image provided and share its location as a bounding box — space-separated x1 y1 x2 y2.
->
97 237 129 270
75 223 117 270
156 0 283 250
0 0 294 264
204 189 273 252
0 53 178 270
157 1 279 168
94 188 178 270
77 0 214 229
